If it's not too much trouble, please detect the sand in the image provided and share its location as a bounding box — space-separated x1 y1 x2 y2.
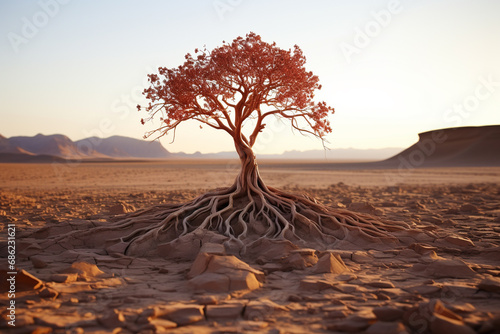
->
1 161 500 333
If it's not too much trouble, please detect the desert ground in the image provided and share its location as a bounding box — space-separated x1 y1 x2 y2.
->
1 161 500 333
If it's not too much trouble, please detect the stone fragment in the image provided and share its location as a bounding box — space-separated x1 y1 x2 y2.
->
351 251 373 263
336 273 358 281
105 240 129 255
97 309 125 329
299 278 333 291
405 284 441 295
228 270 262 292
15 269 43 291
188 253 264 293
261 262 288 274
409 243 438 255
420 259 476 278
366 321 408 334
283 250 318 269
187 252 211 278
31 256 48 268
240 320 269 331
312 253 350 274
244 299 288 321
353 310 377 322
444 235 475 248
63 261 105 278
366 281 395 289
156 230 224 260
405 299 472 334
432 300 462 321
38 287 59 299
1 268 42 291
195 295 220 305
333 284 358 293
200 242 225 255
430 313 476 334
189 273 230 292
478 277 500 293
156 304 204 326
108 202 135 215
246 238 299 262
50 273 79 283
206 303 245 319
371 250 396 259
449 303 475 313
29 326 53 334
372 306 404 322
149 318 177 330
396 249 420 258
327 317 371 332
326 309 350 319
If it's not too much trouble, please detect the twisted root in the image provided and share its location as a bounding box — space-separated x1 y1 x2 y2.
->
43 174 430 260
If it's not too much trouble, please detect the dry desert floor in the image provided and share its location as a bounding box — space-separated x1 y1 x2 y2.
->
1 161 500 333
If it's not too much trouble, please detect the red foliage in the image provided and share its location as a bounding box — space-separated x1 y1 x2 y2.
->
141 32 334 147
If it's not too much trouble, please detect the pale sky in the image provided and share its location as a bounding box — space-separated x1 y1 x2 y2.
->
1 0 499 154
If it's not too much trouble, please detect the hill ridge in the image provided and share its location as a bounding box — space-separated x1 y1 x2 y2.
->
382 125 500 167
1 125 499 165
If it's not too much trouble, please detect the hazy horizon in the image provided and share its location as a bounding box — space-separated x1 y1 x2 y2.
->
1 0 499 154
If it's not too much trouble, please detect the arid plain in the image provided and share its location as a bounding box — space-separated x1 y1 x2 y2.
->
1 161 500 333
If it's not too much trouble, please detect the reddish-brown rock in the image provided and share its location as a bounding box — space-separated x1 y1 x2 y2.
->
188 253 264 293
478 277 500 293
312 253 350 274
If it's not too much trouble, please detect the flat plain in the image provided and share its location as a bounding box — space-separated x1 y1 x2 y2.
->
1 161 500 333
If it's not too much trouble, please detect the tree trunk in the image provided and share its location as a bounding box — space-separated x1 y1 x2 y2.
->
234 139 263 192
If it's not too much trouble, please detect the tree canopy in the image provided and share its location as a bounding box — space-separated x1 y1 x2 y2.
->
139 32 334 149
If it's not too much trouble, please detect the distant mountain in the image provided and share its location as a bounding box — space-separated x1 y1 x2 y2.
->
1 134 171 160
1 125 498 165
381 125 500 167
0 134 31 154
75 136 171 159
0 133 401 161
8 134 92 159
258 147 403 161
170 148 402 160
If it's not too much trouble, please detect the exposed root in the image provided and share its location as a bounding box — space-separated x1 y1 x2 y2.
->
44 174 433 260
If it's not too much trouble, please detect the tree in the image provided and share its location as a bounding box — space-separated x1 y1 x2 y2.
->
139 32 333 191
101 33 416 258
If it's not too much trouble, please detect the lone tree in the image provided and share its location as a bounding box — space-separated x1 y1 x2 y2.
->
140 32 333 192
96 33 417 258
